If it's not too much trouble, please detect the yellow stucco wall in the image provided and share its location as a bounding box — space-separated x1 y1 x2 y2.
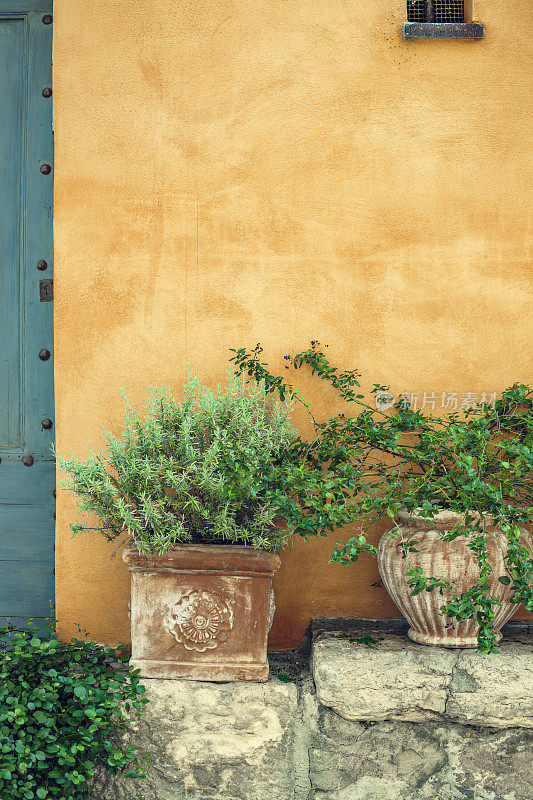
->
53 0 533 648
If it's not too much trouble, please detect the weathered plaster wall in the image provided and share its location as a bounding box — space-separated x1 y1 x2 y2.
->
53 0 533 647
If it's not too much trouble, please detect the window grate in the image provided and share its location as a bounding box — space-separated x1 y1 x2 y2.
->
407 1 428 22
434 1 464 22
407 0 465 22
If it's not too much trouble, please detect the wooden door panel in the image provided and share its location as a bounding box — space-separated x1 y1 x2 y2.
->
0 459 55 503
0 6 54 628
0 462 55 556
0 18 24 448
0 561 54 616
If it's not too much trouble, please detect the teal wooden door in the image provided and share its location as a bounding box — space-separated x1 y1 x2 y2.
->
0 2 54 632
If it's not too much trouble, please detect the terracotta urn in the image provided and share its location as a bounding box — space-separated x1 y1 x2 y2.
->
123 544 280 681
377 509 531 648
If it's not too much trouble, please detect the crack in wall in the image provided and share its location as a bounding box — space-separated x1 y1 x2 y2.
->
292 677 318 800
444 650 463 717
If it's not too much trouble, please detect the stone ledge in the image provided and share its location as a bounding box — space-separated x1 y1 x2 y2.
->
403 21 484 38
92 622 533 799
312 625 533 729
92 679 301 800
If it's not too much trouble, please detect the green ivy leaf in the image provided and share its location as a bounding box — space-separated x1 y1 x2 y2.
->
0 624 149 797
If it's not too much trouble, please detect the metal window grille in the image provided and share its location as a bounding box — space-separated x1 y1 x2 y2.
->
407 1 428 21
407 0 465 22
434 0 464 21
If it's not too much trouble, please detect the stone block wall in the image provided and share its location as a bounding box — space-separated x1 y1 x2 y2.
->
93 624 533 800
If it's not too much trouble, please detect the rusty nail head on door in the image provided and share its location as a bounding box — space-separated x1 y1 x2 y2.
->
42 14 52 24
39 349 51 361
40 164 51 175
23 455 35 467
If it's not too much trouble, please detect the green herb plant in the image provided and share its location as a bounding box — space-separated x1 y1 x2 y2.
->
0 621 149 800
230 342 533 652
57 374 296 553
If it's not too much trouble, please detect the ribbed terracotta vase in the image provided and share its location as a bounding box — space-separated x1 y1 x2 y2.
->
378 510 531 647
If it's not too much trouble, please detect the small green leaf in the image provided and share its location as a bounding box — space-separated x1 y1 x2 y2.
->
349 636 381 647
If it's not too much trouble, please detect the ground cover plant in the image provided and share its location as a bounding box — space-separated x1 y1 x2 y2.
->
230 342 533 652
58 374 296 553
0 622 149 800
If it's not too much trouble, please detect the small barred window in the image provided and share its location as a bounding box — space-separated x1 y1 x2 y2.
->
407 0 465 22
407 1 428 21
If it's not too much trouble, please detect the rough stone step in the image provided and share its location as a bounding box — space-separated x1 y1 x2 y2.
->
312 625 533 728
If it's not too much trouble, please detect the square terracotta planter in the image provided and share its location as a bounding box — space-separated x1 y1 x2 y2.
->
123 544 281 682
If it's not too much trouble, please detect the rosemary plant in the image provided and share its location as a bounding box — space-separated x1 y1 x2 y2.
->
58 375 296 553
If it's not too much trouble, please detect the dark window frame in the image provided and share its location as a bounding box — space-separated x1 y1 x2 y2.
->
404 0 483 38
